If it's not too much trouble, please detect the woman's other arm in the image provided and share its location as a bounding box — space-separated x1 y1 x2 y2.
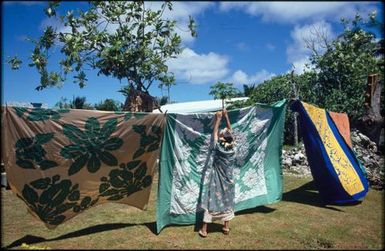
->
213 111 222 142
223 109 232 131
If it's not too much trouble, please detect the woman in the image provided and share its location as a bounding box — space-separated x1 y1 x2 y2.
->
199 109 236 237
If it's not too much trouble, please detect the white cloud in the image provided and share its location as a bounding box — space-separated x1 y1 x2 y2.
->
40 2 213 44
227 69 275 86
219 2 377 23
145 2 214 44
286 21 335 74
167 48 276 85
167 48 229 84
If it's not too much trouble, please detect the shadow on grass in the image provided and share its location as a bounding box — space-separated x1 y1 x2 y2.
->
4 222 157 249
191 222 228 234
283 180 362 211
190 206 276 233
235 205 276 216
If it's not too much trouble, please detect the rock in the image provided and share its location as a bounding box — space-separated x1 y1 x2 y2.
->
294 153 305 161
282 131 384 190
350 130 384 190
283 158 292 167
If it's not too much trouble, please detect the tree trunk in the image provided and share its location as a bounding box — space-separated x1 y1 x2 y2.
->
357 74 384 147
167 86 170 103
291 70 299 146
293 112 298 146
122 88 158 112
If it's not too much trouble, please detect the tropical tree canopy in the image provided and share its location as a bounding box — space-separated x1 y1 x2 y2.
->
94 99 122 111
307 13 384 121
230 12 383 144
9 1 196 111
54 96 94 110
209 82 238 100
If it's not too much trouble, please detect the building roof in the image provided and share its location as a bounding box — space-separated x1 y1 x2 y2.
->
152 97 249 114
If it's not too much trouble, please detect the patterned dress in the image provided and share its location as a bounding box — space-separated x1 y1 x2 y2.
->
201 140 236 223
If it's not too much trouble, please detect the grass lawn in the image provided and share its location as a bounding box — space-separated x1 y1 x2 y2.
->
1 174 384 249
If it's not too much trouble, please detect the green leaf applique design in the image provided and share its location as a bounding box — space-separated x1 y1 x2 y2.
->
16 175 98 226
15 133 58 170
13 107 70 121
61 117 123 176
117 111 148 121
14 107 28 117
99 160 152 200
132 124 162 159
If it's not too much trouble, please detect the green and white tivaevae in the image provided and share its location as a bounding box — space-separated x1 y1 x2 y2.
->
156 100 287 233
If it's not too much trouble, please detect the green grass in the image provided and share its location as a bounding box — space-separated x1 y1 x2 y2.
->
2 175 384 249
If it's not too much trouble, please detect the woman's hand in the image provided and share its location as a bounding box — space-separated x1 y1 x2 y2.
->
216 111 223 119
222 109 228 117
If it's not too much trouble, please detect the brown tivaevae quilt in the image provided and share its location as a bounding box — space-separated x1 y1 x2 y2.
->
2 106 165 229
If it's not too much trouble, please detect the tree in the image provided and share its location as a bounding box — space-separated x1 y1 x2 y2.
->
308 12 383 122
94 99 122 111
9 1 196 112
243 84 256 97
54 96 93 109
54 97 71 109
229 72 318 145
209 82 238 109
158 73 176 103
71 96 87 109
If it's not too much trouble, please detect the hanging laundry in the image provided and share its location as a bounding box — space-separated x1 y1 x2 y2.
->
291 100 368 204
329 111 352 147
156 100 287 233
2 106 165 229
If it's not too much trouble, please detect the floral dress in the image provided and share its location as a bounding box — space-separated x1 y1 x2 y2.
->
200 140 236 223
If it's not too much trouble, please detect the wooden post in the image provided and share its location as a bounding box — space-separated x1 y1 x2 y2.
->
291 69 299 146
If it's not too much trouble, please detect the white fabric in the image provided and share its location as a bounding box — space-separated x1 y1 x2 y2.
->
203 210 234 223
152 98 249 113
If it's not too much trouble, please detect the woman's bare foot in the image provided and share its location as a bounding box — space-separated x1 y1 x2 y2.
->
223 221 230 235
199 229 208 238
199 223 208 237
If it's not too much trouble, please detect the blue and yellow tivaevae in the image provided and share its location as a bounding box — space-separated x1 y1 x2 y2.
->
291 100 369 204
156 100 287 233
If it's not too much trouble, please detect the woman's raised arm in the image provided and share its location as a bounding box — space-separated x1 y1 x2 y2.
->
213 111 222 142
223 109 232 131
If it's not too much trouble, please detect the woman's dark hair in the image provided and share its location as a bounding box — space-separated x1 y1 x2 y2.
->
224 134 234 143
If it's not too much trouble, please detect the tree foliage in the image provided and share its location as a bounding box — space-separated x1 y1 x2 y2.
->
54 96 93 110
308 13 383 121
158 73 176 102
94 99 122 111
7 56 22 70
209 82 238 100
231 12 383 144
243 84 256 97
209 82 239 109
10 1 196 106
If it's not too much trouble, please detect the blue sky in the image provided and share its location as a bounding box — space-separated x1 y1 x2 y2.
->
2 1 383 108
